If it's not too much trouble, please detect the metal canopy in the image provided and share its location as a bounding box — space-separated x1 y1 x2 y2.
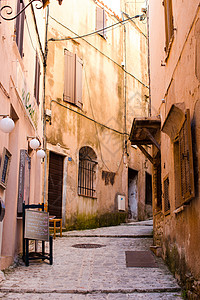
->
129 117 161 164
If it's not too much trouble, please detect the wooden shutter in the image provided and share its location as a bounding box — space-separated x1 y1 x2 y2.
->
163 0 173 50
34 53 40 105
17 150 31 215
75 55 83 108
179 110 195 203
64 50 75 103
16 0 25 57
163 176 170 213
96 7 106 38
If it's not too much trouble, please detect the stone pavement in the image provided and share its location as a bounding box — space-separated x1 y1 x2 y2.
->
0 220 182 299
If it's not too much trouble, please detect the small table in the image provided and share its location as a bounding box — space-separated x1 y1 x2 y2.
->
49 216 62 239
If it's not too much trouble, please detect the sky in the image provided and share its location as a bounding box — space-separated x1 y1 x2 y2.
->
102 0 121 15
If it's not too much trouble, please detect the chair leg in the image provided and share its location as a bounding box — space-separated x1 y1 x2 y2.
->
60 220 62 237
54 220 56 239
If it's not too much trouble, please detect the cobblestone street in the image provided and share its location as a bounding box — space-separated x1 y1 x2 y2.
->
0 221 182 299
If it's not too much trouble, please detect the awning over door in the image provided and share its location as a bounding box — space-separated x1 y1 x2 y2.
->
129 117 161 164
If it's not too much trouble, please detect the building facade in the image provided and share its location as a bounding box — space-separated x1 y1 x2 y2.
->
44 0 150 229
148 0 200 297
0 1 46 269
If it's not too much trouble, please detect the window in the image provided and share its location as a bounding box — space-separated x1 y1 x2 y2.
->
16 0 25 57
174 110 195 207
34 52 40 105
153 152 162 212
78 147 97 197
63 50 83 109
17 150 31 215
163 0 174 53
0 148 12 189
145 172 152 205
163 175 170 213
96 6 107 38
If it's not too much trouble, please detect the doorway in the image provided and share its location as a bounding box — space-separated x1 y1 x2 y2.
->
48 152 64 218
128 168 138 220
145 172 152 206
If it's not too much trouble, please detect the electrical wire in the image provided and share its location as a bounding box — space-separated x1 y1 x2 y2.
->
83 64 124 173
48 14 142 42
50 99 129 136
48 15 149 89
25 16 36 52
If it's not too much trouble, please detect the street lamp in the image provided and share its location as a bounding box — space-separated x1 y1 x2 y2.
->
0 115 15 133
27 136 45 159
36 149 46 159
29 138 40 150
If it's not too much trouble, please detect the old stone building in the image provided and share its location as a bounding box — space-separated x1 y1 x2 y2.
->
44 0 150 229
130 0 200 297
0 1 46 269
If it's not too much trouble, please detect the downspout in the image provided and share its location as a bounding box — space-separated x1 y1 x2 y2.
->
122 12 128 154
43 5 49 204
146 0 151 116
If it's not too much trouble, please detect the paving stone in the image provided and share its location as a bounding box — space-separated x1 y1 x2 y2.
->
0 221 182 299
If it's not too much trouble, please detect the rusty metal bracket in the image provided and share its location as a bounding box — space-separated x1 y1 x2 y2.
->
137 145 154 164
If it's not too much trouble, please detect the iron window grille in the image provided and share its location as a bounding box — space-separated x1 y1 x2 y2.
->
78 147 97 198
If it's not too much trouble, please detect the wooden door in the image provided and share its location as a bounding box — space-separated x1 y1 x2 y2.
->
48 152 64 218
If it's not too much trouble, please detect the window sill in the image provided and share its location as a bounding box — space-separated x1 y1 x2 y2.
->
63 99 83 110
78 193 97 199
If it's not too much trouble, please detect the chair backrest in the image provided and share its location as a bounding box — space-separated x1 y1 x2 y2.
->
38 203 48 212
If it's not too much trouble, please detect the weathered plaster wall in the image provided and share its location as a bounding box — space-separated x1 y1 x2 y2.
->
45 0 150 227
0 3 45 269
149 0 200 295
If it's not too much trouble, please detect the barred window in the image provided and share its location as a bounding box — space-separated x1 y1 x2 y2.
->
78 147 97 198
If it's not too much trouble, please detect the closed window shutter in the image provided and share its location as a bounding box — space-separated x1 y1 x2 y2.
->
75 55 83 108
163 176 170 213
96 7 106 38
163 0 173 50
179 110 195 203
16 0 25 57
34 53 40 105
64 50 76 103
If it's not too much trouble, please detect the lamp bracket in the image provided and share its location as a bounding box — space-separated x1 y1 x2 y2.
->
0 0 43 21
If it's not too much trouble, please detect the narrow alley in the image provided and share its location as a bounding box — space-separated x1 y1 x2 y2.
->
0 221 182 299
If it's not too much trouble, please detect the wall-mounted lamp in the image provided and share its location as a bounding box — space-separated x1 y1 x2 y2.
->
29 137 40 150
0 115 15 133
36 149 45 159
27 136 45 159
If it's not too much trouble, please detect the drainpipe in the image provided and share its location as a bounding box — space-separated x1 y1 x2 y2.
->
121 11 128 155
43 6 49 204
146 0 151 116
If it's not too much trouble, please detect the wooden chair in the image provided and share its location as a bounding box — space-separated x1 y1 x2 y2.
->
49 218 62 239
39 203 62 239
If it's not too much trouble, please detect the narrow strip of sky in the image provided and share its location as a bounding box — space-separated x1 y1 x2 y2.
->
102 0 121 15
